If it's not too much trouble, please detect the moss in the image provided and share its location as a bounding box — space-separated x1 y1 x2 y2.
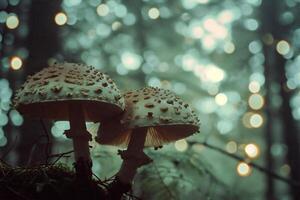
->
0 162 106 200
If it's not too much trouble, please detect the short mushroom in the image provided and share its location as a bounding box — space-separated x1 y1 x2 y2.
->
13 62 125 181
96 87 200 196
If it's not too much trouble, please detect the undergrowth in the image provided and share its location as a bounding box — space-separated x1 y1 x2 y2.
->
0 161 106 200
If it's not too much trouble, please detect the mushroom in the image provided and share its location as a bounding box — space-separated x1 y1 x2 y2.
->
13 62 125 181
96 87 200 194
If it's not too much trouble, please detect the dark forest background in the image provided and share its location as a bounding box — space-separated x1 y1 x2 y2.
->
1 0 300 199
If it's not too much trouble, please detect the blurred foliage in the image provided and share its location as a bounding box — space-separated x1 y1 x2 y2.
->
1 0 300 199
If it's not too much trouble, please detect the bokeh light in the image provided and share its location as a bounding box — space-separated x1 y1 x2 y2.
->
276 40 290 55
112 21 122 31
226 141 237 153
248 94 264 110
148 8 160 19
190 23 204 39
215 93 228 106
237 162 252 177
245 143 260 158
51 121 70 138
203 18 228 39
9 110 23 126
244 18 259 31
55 12 68 26
250 113 264 128
248 81 261 93
202 35 216 50
223 42 235 54
121 52 142 70
218 10 234 24
97 4 109 16
243 112 264 128
0 112 8 126
6 14 19 29
192 143 205 153
174 139 188 152
205 64 225 83
10 56 22 70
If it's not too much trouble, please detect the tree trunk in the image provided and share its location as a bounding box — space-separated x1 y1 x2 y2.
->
261 0 300 199
16 0 61 165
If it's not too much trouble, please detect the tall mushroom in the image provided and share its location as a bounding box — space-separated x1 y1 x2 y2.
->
96 87 200 198
13 62 125 181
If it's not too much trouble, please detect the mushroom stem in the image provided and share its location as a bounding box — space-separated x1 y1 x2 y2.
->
117 128 152 184
127 128 147 153
68 103 92 180
107 128 152 199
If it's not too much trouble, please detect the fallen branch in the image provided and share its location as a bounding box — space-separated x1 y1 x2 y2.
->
190 141 300 187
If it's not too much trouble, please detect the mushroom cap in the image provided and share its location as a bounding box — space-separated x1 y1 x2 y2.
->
96 87 200 147
13 62 125 121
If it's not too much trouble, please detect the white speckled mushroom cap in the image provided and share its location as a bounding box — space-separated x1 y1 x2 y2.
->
13 62 125 121
96 87 200 147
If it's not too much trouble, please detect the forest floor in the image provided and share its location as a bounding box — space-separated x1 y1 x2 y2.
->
0 161 107 200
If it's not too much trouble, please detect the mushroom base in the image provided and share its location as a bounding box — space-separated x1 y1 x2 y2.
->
106 176 131 200
68 103 93 181
117 150 152 184
116 128 152 184
74 157 93 182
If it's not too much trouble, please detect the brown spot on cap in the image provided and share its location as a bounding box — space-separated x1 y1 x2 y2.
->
87 81 94 86
160 107 168 112
94 88 102 94
115 95 121 101
145 103 154 108
147 112 153 118
51 86 62 93
81 91 89 97
159 116 170 122
65 78 77 84
38 91 46 97
167 100 173 104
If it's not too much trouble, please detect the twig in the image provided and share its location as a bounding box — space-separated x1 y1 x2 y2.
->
50 150 74 165
124 190 142 200
40 119 50 165
49 150 74 158
102 174 116 184
26 131 49 166
191 141 300 187
92 171 109 189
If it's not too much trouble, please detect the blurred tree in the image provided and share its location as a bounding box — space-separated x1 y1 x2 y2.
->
59 0 268 199
57 0 300 199
0 0 29 165
15 0 61 165
261 0 300 199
